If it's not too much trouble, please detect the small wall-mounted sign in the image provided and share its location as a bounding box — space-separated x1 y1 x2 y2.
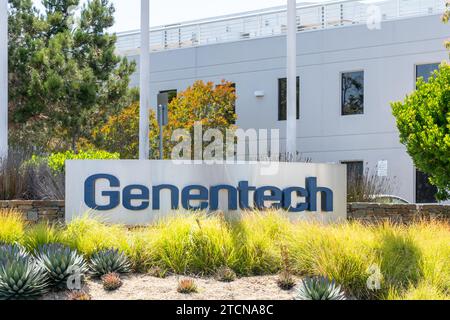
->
377 160 388 177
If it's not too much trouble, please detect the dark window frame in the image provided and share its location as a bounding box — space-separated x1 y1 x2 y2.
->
278 77 300 121
341 70 364 116
159 89 178 103
415 169 438 204
415 63 440 87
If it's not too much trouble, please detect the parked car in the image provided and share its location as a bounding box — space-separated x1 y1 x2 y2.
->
370 195 410 204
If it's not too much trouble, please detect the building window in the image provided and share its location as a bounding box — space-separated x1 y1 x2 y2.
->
278 77 300 121
416 170 438 204
342 161 364 184
341 71 364 116
413 64 439 203
342 161 364 199
159 89 177 103
416 63 439 84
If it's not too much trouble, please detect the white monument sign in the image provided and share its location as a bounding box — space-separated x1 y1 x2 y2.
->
66 161 347 225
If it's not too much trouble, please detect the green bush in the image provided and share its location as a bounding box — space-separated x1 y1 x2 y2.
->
46 150 120 173
392 63 450 200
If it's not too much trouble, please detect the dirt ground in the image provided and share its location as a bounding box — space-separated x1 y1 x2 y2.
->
43 274 300 300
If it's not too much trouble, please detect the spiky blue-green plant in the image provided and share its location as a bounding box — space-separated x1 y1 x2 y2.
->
36 244 88 289
0 243 27 263
295 277 347 300
0 244 48 300
89 249 131 277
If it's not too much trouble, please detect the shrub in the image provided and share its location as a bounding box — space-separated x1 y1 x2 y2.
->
231 211 292 275
0 149 64 201
277 271 296 290
46 149 120 173
148 266 168 278
89 249 131 277
347 167 393 203
215 266 237 282
68 290 91 301
152 214 236 274
0 244 48 300
177 278 198 294
0 211 25 244
392 63 450 200
36 244 88 289
62 216 129 257
295 277 347 300
23 222 63 253
102 273 123 291
0 150 34 200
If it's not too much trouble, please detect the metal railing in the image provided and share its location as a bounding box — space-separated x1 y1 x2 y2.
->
115 0 446 54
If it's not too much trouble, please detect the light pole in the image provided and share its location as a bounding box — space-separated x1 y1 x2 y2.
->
286 0 297 158
0 0 7 160
139 0 150 160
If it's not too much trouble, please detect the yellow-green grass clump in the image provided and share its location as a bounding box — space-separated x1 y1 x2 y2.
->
0 209 448 300
0 210 26 244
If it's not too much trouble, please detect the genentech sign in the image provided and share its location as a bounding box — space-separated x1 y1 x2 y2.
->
66 161 347 225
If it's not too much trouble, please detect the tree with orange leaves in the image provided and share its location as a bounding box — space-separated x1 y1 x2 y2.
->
93 80 237 159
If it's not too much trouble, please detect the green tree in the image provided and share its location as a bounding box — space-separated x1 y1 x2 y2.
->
8 0 135 151
391 64 450 200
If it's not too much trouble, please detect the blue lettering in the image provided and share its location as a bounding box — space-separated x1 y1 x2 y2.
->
152 184 179 210
254 186 282 209
282 187 309 212
210 185 238 211
306 177 334 212
84 174 120 211
83 176 334 213
123 185 149 210
181 185 209 211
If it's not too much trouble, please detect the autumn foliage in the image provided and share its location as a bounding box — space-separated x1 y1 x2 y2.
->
93 80 237 159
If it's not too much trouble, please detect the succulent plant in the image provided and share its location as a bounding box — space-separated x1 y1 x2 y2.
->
215 266 237 282
68 290 92 301
89 249 131 277
277 270 296 290
102 272 122 291
148 266 168 278
295 276 347 300
0 244 48 300
0 243 27 261
36 244 88 289
177 278 198 294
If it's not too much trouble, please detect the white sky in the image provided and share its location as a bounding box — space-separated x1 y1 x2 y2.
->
32 0 327 32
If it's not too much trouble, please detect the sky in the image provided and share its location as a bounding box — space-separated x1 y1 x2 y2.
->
32 0 327 32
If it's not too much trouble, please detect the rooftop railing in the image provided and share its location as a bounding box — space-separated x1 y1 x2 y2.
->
115 0 446 54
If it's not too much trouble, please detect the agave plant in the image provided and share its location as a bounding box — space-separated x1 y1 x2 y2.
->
295 276 347 300
89 249 131 277
0 244 48 300
0 243 28 263
36 244 88 289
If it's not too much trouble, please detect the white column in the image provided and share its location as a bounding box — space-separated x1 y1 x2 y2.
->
286 0 297 157
139 0 150 160
0 0 7 160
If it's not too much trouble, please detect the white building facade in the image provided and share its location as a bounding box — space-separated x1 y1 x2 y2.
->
116 0 449 203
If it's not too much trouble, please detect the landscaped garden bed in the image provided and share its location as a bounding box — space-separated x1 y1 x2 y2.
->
0 209 448 300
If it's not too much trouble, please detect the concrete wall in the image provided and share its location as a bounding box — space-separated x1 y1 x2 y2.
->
120 14 449 203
